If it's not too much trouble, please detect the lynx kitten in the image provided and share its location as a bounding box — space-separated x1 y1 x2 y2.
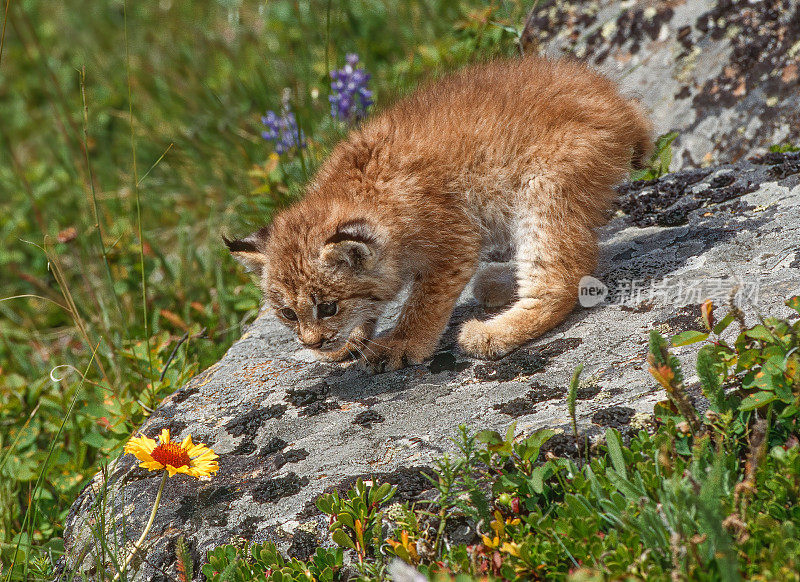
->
226 56 651 370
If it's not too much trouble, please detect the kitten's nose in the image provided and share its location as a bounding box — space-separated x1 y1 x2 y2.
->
301 338 325 349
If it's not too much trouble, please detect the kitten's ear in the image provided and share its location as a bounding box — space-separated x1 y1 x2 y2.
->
223 225 271 276
321 219 380 272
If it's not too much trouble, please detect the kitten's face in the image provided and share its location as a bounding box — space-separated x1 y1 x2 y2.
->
225 218 397 356
264 274 384 355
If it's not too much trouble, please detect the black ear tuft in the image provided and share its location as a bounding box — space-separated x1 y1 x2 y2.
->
223 225 271 275
321 219 379 272
222 235 258 253
223 225 271 252
325 219 376 246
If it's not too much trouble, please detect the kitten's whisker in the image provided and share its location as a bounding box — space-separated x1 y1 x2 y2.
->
349 342 369 362
352 339 377 358
360 337 388 350
360 339 387 359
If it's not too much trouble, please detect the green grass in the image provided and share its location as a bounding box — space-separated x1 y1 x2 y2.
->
0 1 528 577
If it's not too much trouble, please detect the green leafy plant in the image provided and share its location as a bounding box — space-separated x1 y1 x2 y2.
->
768 142 800 153
421 425 491 554
315 478 396 564
202 543 343 582
631 131 679 181
654 297 800 446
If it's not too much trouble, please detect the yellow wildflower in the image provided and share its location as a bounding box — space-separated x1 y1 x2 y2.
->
490 511 505 536
501 541 521 557
387 530 420 565
483 511 521 551
124 428 219 478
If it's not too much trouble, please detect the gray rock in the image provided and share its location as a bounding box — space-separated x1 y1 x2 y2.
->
524 0 800 169
59 152 800 581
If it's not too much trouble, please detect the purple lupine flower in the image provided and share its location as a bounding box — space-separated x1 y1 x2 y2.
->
329 53 373 122
260 109 306 154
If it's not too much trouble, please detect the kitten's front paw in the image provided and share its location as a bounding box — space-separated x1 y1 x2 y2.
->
362 337 428 373
458 319 517 360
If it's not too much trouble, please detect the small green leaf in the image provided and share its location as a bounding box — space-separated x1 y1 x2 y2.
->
563 493 593 518
530 466 545 494
745 325 774 342
316 496 332 515
738 391 777 411
744 362 788 398
519 428 557 462
786 296 800 315
336 512 355 529
763 354 787 374
605 428 627 478
384 485 397 504
475 430 504 445
351 497 367 516
713 313 736 335
737 348 761 371
390 543 412 563
375 482 392 503
605 469 644 501
505 421 517 444
82 431 110 449
331 529 356 550
632 132 678 180
671 330 709 346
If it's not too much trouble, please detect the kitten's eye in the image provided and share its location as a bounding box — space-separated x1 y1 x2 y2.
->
317 302 338 318
280 307 298 321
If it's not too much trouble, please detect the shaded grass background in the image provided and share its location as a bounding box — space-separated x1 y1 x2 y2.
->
0 0 527 575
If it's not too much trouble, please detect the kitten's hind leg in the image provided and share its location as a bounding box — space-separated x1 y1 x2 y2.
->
459 176 599 359
473 262 517 309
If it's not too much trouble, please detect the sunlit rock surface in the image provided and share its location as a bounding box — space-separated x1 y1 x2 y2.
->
525 0 800 169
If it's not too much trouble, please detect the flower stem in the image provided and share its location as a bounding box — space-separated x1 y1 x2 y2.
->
112 471 168 581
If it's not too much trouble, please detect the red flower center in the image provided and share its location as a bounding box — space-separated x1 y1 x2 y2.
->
150 442 191 468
